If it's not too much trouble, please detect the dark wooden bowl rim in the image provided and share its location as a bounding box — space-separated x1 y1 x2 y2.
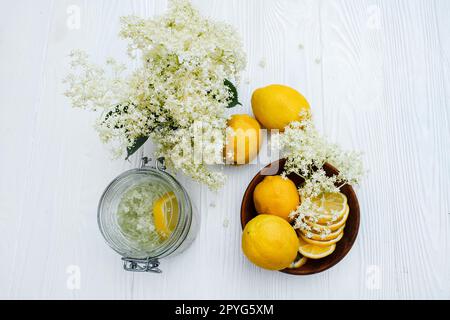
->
240 159 360 275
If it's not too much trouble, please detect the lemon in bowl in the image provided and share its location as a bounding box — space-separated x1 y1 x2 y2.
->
242 214 299 270
253 175 300 221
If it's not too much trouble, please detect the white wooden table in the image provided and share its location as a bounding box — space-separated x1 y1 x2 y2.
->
1 0 449 300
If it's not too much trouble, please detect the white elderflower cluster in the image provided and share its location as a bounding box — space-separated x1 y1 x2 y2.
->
280 116 364 234
64 0 246 190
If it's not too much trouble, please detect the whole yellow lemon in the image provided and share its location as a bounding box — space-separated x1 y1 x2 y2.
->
253 176 300 221
242 214 299 270
251 84 310 130
224 114 262 165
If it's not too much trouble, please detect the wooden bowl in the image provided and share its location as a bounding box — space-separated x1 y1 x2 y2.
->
240 159 360 275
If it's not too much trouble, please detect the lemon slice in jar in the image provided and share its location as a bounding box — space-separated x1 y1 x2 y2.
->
153 192 179 240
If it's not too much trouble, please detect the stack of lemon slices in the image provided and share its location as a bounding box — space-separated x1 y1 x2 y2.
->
289 192 349 268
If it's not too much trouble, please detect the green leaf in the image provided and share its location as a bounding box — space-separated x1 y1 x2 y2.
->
224 79 242 108
126 136 149 160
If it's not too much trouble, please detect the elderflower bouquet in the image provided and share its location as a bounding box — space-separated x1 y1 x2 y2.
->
279 115 364 237
64 0 246 190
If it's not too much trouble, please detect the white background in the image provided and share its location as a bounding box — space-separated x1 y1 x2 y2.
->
0 0 449 299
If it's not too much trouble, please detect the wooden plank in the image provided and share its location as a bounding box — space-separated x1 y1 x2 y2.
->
320 0 450 299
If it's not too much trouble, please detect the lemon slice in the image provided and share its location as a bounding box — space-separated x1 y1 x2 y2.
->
298 236 336 259
288 254 308 269
310 192 347 224
152 192 179 239
300 231 344 247
306 204 349 232
301 225 345 241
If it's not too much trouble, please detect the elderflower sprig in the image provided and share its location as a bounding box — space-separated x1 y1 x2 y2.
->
280 116 364 234
63 0 246 190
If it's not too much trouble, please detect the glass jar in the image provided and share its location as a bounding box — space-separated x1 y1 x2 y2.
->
97 157 199 273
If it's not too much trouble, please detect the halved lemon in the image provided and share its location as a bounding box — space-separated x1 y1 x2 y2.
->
298 236 336 259
307 204 349 232
300 231 344 247
288 254 308 269
152 192 179 239
301 225 346 241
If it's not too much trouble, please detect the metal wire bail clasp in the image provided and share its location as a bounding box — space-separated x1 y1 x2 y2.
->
122 257 162 273
155 157 166 171
140 156 151 168
140 156 166 171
